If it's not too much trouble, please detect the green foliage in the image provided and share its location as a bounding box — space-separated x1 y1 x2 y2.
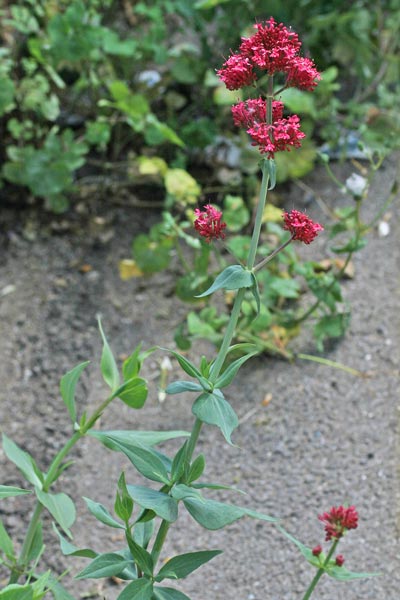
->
0 0 398 212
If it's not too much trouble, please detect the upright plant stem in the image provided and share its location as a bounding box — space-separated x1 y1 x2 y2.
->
301 540 339 600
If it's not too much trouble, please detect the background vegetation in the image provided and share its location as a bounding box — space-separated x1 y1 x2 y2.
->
1 0 399 353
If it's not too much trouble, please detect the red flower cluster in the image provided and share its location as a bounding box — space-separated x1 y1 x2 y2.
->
231 99 305 157
217 18 320 91
217 18 320 158
283 209 323 244
318 505 359 541
194 204 226 243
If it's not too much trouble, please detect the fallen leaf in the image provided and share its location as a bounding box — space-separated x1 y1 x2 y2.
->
119 259 143 280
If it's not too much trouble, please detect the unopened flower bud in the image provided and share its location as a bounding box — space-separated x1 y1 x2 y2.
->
335 554 345 567
312 545 322 556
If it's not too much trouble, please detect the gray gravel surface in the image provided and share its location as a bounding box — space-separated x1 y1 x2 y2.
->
0 155 399 599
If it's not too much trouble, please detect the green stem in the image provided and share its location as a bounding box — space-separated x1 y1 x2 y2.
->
301 540 339 600
151 520 171 565
253 234 295 272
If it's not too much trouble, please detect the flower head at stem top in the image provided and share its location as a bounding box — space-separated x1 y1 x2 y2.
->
318 505 359 541
283 209 324 244
194 204 226 243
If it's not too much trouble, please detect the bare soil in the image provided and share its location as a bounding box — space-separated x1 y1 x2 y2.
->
0 155 399 600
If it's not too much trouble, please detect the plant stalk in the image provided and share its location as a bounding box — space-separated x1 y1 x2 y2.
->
301 539 339 600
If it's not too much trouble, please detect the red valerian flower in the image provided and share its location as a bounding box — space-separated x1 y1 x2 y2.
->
248 115 305 158
239 18 301 75
335 554 345 567
194 204 226 243
217 18 320 92
231 99 284 128
286 56 321 91
312 545 322 556
216 54 256 91
318 505 359 541
283 209 324 244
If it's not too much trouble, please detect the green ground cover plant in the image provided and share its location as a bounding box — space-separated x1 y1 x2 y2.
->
0 18 380 600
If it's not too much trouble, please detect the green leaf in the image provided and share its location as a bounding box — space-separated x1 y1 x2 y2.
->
181 493 277 530
327 565 380 581
89 430 189 447
214 350 259 388
155 550 222 581
126 485 178 522
166 381 204 394
0 485 32 499
112 377 148 409
331 237 367 254
0 584 33 600
46 578 75 600
26 521 43 563
53 524 97 558
153 587 192 600
187 455 205 484
250 272 261 315
196 265 253 297
76 553 131 580
83 497 124 529
125 533 154 576
276 525 314 561
192 391 238 445
104 439 170 484
264 158 276 190
98 319 120 392
115 472 134 523
35 489 76 538
122 344 142 380
2 435 43 489
164 350 203 380
0 519 14 558
60 361 90 424
116 579 153 600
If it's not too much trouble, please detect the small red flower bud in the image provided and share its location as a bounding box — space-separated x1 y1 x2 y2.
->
335 554 345 567
312 545 322 556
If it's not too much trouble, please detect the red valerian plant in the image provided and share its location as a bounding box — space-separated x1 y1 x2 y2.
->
217 17 320 158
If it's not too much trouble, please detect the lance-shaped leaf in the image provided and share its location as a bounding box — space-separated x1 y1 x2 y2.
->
126 533 154 577
26 521 43 563
276 525 315 562
83 497 125 529
0 485 32 499
213 348 259 389
162 350 203 380
98 319 120 392
0 584 34 600
326 565 380 581
192 391 238 445
0 519 14 559
155 550 222 582
265 157 276 190
187 454 205 484
89 429 189 447
2 435 44 489
112 377 148 409
35 489 76 538
250 272 261 315
75 553 131 580
153 587 192 600
196 265 253 297
126 485 178 522
60 361 90 423
101 438 170 484
53 524 97 558
166 381 204 395
181 493 277 530
116 578 153 600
